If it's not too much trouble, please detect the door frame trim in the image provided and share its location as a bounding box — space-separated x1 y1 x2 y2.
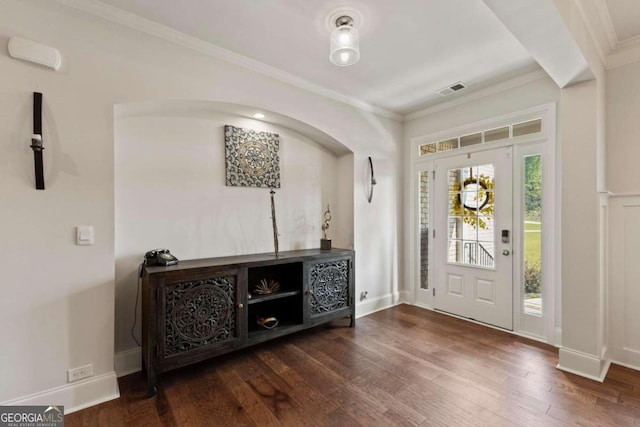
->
408 102 558 345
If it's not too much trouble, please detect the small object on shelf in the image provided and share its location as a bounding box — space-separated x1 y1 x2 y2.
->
321 204 332 250
254 279 280 295
257 316 279 330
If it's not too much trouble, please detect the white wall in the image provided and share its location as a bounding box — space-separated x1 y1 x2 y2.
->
114 110 352 352
606 62 640 369
0 0 402 409
404 76 560 137
606 62 640 194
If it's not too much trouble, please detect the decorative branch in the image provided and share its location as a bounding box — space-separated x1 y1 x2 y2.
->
270 189 279 257
322 204 332 240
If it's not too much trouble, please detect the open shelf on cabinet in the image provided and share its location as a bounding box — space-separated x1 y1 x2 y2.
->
247 293 303 336
247 262 303 297
248 289 301 304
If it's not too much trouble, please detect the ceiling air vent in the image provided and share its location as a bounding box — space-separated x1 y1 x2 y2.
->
436 81 467 96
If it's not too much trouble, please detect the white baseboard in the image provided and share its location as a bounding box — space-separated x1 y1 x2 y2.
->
115 347 142 377
411 301 433 310
397 290 411 304
0 372 119 414
554 327 562 347
608 358 640 372
603 346 640 372
557 347 611 382
355 292 403 318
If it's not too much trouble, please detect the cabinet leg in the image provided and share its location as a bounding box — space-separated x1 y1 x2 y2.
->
147 384 157 398
350 314 356 328
146 371 157 397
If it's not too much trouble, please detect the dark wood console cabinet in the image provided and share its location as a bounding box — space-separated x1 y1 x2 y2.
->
141 248 355 396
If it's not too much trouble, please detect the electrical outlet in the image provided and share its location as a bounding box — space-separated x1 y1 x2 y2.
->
67 364 93 383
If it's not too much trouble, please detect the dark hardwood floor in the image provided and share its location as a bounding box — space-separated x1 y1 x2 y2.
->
67 305 640 426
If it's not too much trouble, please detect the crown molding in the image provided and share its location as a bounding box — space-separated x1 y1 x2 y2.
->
576 0 640 69
579 0 617 51
403 69 549 122
574 0 614 64
55 0 402 122
607 39 640 69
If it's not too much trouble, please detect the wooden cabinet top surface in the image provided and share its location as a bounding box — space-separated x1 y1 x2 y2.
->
144 248 354 274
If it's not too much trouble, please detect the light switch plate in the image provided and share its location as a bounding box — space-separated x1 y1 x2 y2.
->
76 225 94 245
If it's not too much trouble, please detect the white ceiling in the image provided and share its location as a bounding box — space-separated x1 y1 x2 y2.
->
74 0 640 116
94 0 540 115
605 0 640 42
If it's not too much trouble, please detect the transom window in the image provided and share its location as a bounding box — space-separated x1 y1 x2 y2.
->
419 118 542 156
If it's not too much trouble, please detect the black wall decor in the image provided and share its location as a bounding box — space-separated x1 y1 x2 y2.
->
30 92 45 190
367 156 377 203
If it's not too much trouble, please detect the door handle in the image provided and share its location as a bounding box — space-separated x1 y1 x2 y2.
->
502 249 510 256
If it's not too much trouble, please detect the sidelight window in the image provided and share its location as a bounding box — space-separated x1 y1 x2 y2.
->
523 154 542 316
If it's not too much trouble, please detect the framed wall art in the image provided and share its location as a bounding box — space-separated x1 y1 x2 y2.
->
224 125 281 188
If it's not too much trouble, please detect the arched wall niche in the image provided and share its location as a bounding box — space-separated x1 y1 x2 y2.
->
114 99 354 352
116 100 353 156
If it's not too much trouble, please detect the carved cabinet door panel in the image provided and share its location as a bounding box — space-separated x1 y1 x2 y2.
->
305 257 353 324
157 268 244 365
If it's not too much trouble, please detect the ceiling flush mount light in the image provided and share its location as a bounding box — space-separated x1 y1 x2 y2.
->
252 113 265 119
330 14 360 66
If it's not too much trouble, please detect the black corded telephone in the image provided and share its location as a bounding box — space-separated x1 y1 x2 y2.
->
144 248 178 266
133 248 179 347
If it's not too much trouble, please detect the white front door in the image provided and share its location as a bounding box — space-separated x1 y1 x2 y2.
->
433 147 513 330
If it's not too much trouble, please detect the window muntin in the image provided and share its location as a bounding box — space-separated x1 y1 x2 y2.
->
419 118 542 156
